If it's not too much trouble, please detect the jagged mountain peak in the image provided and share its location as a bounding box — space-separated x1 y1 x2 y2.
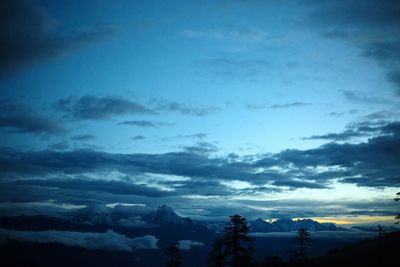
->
156 205 175 213
150 205 194 228
254 218 266 223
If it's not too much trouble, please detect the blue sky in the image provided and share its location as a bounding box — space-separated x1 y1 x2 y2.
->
1 0 400 224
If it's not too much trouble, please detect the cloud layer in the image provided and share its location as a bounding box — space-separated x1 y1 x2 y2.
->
0 99 64 135
0 229 158 251
0 0 116 76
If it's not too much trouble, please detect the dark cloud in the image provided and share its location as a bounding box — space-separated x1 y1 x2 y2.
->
304 118 400 142
132 135 146 140
0 0 116 76
303 131 363 141
16 178 174 198
387 70 400 94
55 95 155 120
306 0 400 28
326 110 358 117
269 102 311 109
340 90 392 105
153 100 219 117
0 147 281 190
48 142 69 150
0 99 65 135
306 0 400 96
71 134 96 141
272 179 327 189
119 120 173 127
119 120 156 127
0 120 399 208
259 125 400 188
177 133 208 139
362 41 400 63
183 141 218 154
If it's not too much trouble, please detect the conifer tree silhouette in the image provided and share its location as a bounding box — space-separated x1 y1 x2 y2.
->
222 214 255 267
293 228 310 262
376 225 386 239
208 238 225 267
165 243 182 267
395 192 400 224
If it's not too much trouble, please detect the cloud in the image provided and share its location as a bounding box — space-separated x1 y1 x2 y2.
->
246 102 310 110
178 240 205 250
0 99 65 135
176 133 208 139
181 26 267 43
326 110 358 117
183 141 219 154
269 102 311 109
16 178 175 198
306 0 400 28
56 96 218 119
306 0 400 95
119 120 156 127
387 70 400 94
0 120 399 208
303 116 400 141
132 135 146 140
203 57 271 79
71 134 96 141
303 132 364 141
48 142 69 151
0 0 116 76
258 125 400 187
119 120 173 127
0 229 158 251
340 90 392 105
153 100 219 117
55 96 155 120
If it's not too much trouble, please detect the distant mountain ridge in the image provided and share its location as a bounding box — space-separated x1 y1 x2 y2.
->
197 217 344 233
2 205 390 234
71 204 196 229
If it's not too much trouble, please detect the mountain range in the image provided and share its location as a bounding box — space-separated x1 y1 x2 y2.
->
1 205 391 234
71 204 344 233
1 204 396 267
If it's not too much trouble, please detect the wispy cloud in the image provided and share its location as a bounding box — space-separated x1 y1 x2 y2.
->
341 90 392 105
55 95 155 120
246 102 311 110
71 134 96 141
152 100 220 117
118 120 174 127
181 26 267 43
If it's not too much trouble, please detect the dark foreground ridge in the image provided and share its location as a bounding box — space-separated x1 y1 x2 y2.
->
0 206 398 267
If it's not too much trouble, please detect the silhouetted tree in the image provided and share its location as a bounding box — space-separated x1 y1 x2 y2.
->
293 228 310 262
395 192 400 224
165 243 182 267
376 225 386 239
222 214 255 267
263 256 285 267
208 238 225 267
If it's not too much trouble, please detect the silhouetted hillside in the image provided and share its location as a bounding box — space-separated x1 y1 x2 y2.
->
292 231 400 267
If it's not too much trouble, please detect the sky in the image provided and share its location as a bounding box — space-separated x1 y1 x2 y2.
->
0 0 399 225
